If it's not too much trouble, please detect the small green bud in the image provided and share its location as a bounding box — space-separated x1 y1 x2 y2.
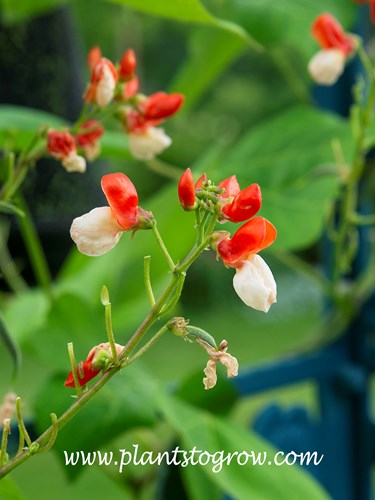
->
101 285 110 306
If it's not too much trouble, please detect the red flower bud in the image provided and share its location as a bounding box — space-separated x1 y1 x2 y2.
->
178 168 196 210
119 49 137 81
124 76 139 99
218 217 277 267
87 45 102 70
312 13 355 56
143 92 184 121
195 173 207 189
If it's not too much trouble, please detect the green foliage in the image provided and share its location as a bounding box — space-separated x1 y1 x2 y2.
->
34 365 159 479
0 476 24 500
158 392 330 500
210 106 353 250
0 0 70 23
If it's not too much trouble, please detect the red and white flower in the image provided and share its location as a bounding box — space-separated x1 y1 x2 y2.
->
75 120 105 161
124 92 184 160
85 47 118 108
64 342 124 388
70 173 153 256
308 13 356 86
217 217 277 312
47 130 86 173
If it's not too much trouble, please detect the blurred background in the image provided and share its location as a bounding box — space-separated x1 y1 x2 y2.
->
0 0 373 499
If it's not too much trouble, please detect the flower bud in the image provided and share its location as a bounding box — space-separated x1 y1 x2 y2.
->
178 168 196 210
119 49 137 81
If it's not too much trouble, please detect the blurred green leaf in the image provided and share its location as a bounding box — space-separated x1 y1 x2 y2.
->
0 311 21 383
26 293 104 371
0 105 66 151
0 0 69 23
106 0 261 49
170 27 246 111
3 289 50 343
35 364 159 479
159 392 330 500
100 130 132 160
213 105 353 250
205 0 355 57
0 476 24 500
181 464 222 500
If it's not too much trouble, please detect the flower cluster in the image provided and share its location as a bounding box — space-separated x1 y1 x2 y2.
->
70 172 153 256
47 122 104 173
85 46 184 160
308 13 357 86
64 342 124 388
178 168 277 312
46 47 184 171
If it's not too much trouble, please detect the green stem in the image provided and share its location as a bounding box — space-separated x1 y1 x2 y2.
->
144 256 155 306
15 195 53 299
152 222 175 271
145 159 183 180
67 343 83 398
16 398 31 448
332 43 375 284
0 221 29 294
0 419 10 466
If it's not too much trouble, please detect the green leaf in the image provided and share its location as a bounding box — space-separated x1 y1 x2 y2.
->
25 293 105 371
213 105 353 250
34 363 159 479
181 464 222 500
3 288 50 343
100 130 132 160
0 105 66 150
159 393 330 500
170 27 246 111
205 0 355 57
0 311 21 383
0 0 70 24
106 0 260 49
0 476 24 500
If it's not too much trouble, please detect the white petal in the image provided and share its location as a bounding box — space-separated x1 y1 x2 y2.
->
128 127 172 160
62 153 86 173
70 206 123 256
96 65 116 107
233 255 277 312
219 353 239 379
308 49 346 86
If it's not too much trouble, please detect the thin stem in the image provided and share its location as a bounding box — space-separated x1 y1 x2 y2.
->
144 256 155 306
0 221 29 294
102 290 119 365
124 324 169 367
145 159 183 180
332 42 375 284
39 414 58 453
67 343 83 398
152 222 175 271
0 419 10 466
16 398 31 448
16 195 53 299
159 273 186 317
